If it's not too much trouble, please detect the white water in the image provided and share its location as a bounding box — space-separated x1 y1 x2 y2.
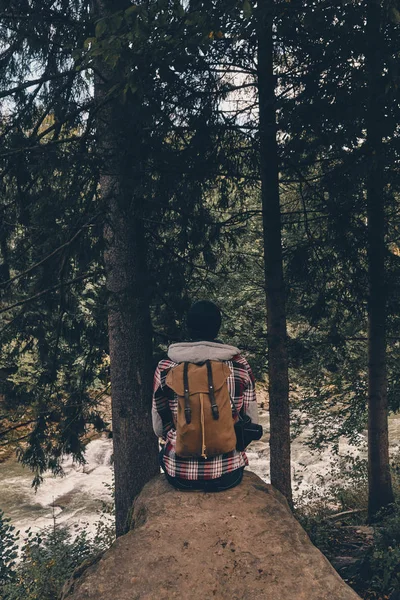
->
0 438 114 544
1 408 399 547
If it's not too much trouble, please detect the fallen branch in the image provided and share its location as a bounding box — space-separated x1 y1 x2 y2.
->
326 508 367 521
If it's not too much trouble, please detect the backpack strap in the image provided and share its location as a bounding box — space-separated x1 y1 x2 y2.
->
206 360 219 420
183 361 191 424
230 394 245 421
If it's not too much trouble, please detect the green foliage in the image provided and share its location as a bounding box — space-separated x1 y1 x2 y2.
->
0 0 110 482
294 453 369 557
365 504 400 596
0 509 19 586
295 452 400 598
273 0 400 451
92 477 116 551
1 524 98 600
296 509 341 560
360 454 400 596
0 478 115 600
1 0 259 482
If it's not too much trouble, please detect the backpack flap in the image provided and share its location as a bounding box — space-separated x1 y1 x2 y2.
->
166 361 231 396
166 361 236 459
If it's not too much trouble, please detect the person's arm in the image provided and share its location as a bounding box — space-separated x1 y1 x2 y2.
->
152 362 174 439
240 360 260 424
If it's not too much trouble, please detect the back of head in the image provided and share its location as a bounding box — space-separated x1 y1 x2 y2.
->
186 300 222 342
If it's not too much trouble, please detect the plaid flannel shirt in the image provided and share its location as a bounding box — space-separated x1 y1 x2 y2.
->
152 353 257 480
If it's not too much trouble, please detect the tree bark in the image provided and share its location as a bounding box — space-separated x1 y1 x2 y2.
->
257 0 293 507
93 0 159 537
365 0 394 521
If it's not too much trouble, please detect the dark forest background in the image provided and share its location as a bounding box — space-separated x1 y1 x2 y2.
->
1 1 400 598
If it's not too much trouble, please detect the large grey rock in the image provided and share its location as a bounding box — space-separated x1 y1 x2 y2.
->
61 471 361 600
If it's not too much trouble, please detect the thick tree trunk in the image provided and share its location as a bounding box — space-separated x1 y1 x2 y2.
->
257 0 293 507
366 0 394 521
93 0 159 537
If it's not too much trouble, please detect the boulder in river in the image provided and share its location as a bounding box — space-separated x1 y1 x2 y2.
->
61 470 361 600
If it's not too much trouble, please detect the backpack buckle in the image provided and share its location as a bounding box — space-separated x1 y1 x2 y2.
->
185 406 192 424
211 404 219 420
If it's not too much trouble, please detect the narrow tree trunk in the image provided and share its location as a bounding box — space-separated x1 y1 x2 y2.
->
93 0 159 537
257 0 293 507
366 0 394 521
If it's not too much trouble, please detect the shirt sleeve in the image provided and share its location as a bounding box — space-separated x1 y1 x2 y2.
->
240 359 260 424
152 363 174 439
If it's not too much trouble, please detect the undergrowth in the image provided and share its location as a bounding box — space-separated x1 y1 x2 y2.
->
0 480 115 600
294 450 400 600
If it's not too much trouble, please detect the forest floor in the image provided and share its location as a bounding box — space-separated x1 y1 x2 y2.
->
314 516 399 600
329 523 376 598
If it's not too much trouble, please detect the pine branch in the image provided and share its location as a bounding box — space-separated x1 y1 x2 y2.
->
1 212 103 289
0 433 31 447
0 70 79 100
0 270 102 315
0 420 37 438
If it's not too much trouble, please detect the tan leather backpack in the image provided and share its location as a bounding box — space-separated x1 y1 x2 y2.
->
165 359 236 459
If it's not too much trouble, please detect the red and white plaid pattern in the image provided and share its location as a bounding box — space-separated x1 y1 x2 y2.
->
152 354 256 480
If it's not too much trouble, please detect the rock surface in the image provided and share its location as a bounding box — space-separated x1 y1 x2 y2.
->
62 470 361 600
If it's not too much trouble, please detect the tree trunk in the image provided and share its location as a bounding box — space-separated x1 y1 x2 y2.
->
256 0 293 507
93 0 159 537
365 0 394 521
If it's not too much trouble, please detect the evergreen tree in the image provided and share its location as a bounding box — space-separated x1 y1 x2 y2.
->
256 0 292 506
365 0 395 519
273 0 399 517
92 0 160 536
0 0 108 484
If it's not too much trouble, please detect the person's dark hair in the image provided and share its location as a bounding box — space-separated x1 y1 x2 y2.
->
186 300 222 341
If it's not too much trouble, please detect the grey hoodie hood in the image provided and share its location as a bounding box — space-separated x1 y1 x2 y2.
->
167 341 240 364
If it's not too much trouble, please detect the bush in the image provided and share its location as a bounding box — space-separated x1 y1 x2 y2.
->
0 479 115 600
0 509 19 586
294 451 400 599
294 452 369 532
362 503 400 597
1 523 99 600
92 477 115 551
296 508 341 559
